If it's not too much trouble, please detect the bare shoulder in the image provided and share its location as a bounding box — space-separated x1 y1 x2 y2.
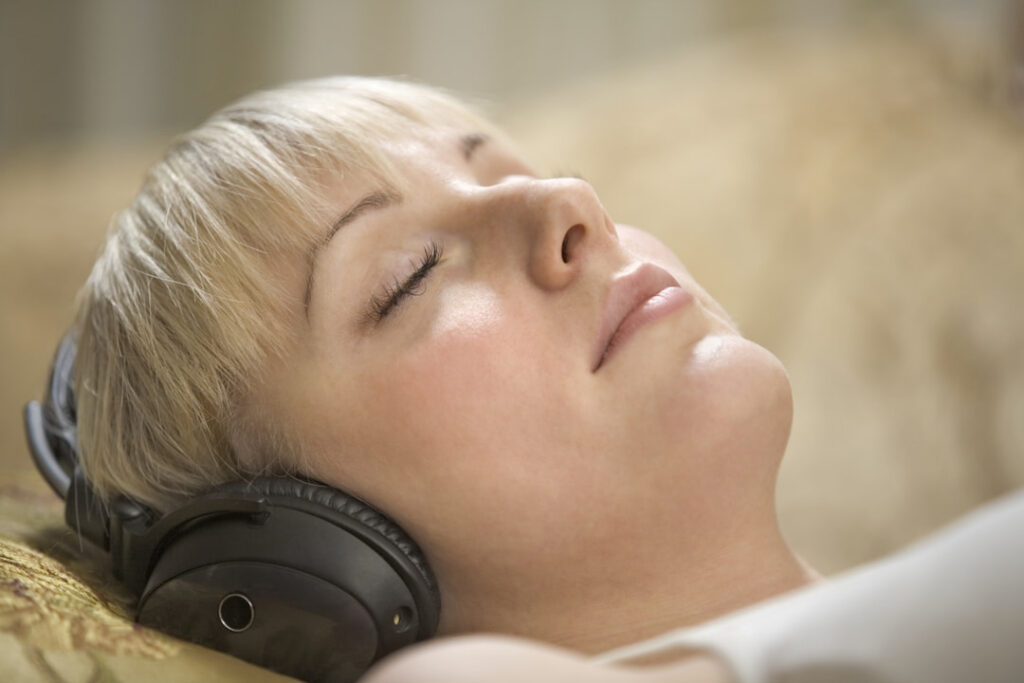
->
361 635 733 683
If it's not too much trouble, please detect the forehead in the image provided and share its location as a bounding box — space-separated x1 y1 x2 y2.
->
310 127 513 252
374 127 536 190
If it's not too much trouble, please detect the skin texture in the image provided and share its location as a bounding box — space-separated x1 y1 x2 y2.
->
256 127 815 662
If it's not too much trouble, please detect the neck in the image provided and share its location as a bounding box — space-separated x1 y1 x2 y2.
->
437 511 821 654
549 527 821 653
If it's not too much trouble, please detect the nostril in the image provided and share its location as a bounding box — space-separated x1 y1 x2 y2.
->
561 224 585 264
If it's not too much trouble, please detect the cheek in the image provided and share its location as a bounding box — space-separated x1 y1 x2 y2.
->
358 284 595 516
429 281 502 338
359 284 557 472
404 285 512 419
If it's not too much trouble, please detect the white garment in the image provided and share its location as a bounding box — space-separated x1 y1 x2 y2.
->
597 490 1024 683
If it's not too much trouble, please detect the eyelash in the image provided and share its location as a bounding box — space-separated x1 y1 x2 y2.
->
368 241 444 322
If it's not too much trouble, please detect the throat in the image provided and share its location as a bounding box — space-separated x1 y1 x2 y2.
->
437 530 821 656
549 545 822 654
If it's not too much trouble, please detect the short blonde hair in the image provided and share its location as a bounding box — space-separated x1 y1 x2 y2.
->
75 77 498 512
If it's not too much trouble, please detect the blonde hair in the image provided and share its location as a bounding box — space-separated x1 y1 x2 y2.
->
74 77 498 512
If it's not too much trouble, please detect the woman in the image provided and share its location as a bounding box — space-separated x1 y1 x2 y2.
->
66 77 1022 682
76 74 815 638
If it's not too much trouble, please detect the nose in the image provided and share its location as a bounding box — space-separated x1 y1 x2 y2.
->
474 176 617 291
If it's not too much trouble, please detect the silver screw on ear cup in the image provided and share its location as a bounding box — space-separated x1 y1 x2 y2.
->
218 593 254 632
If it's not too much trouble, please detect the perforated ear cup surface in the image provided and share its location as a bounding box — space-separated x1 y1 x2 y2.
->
135 477 441 682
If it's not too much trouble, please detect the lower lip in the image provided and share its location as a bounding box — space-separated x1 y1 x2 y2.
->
596 286 694 371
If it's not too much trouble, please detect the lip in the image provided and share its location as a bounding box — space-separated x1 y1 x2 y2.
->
592 263 694 372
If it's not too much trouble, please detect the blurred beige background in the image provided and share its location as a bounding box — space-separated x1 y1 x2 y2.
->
3 0 1016 153
3 0 1024 577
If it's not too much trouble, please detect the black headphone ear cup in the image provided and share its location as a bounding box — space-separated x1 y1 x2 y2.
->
135 477 440 682
215 477 440 613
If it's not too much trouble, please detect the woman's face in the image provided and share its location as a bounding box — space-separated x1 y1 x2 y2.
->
263 126 792 617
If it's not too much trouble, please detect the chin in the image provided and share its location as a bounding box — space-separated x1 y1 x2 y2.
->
658 333 793 478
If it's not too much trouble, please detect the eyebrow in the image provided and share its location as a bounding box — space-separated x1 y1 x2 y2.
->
304 189 401 320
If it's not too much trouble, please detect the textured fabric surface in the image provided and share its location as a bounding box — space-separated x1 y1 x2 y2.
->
0 486 296 682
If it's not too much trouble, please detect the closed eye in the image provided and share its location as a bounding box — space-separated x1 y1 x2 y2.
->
368 241 444 323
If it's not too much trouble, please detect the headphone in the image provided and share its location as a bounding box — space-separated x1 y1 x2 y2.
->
23 332 440 682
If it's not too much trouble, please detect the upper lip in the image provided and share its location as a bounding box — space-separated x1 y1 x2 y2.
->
592 262 681 371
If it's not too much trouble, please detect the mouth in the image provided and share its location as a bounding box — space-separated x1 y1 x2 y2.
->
592 263 694 372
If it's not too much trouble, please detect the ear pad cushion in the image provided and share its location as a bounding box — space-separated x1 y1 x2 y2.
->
211 477 440 613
